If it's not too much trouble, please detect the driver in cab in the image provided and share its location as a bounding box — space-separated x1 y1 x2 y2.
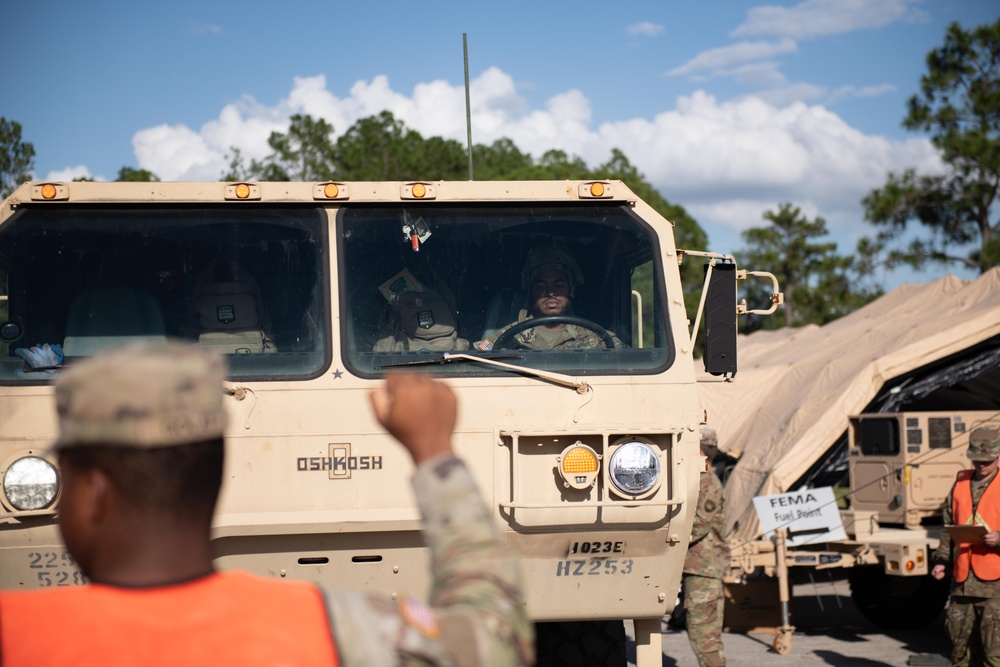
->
477 245 625 351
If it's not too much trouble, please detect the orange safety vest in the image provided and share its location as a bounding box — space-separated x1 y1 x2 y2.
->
952 469 1000 583
0 570 340 667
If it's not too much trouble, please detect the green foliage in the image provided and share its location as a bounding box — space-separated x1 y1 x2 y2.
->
116 166 160 182
231 114 340 181
863 19 1000 273
739 203 882 332
335 111 465 180
0 118 36 199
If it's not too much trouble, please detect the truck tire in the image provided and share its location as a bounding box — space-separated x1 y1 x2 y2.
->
534 620 627 667
848 568 949 630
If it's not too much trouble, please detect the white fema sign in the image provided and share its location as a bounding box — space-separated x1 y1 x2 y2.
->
752 487 846 547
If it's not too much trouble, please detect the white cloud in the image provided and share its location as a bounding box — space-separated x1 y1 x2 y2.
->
627 22 664 37
827 83 897 103
133 124 225 181
732 0 924 40
190 22 222 36
129 70 943 254
667 39 797 77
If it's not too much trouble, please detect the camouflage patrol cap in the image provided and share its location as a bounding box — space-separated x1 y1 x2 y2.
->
967 428 1000 462
520 244 585 291
700 428 718 448
52 341 228 450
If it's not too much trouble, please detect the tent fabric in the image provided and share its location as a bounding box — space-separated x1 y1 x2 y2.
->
699 268 1000 543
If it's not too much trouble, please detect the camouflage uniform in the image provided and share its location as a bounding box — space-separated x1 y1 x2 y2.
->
681 430 729 667
485 317 624 351
326 453 534 666
932 428 1000 667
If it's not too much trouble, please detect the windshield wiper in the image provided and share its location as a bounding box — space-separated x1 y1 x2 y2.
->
379 352 590 394
378 353 523 369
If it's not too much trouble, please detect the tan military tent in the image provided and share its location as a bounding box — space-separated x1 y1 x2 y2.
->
700 268 1000 543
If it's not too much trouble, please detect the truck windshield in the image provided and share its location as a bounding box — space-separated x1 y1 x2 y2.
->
0 206 328 383
340 203 673 376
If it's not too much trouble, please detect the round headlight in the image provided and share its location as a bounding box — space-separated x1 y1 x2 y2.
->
3 456 59 511
608 441 661 497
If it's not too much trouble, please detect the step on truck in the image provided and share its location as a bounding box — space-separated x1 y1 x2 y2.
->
0 179 780 666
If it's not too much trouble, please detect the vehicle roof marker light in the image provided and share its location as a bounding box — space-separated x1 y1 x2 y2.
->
41 184 57 199
235 183 251 199
324 183 340 198
412 183 427 198
590 182 605 197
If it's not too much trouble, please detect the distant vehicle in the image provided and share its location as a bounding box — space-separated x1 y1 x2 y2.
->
0 179 780 666
730 410 999 652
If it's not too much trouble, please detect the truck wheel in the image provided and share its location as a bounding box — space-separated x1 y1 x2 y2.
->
535 620 626 667
847 568 948 630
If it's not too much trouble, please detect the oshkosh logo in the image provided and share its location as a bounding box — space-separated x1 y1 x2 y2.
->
296 443 383 480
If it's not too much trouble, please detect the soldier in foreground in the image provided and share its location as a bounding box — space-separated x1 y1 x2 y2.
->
0 342 533 666
931 428 1000 667
679 428 729 667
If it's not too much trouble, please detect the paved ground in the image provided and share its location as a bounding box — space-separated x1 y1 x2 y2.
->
626 571 952 667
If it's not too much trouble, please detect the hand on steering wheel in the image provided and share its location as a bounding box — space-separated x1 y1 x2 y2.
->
491 316 616 350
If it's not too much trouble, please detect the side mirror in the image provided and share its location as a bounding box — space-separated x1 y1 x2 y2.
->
704 262 737 376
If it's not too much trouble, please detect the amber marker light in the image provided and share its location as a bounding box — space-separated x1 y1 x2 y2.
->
412 183 427 198
324 183 340 198
235 183 251 199
590 182 605 197
558 443 599 490
41 184 57 199
906 560 916 572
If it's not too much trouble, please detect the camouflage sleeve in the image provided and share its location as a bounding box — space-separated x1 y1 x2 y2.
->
323 455 534 667
688 473 723 544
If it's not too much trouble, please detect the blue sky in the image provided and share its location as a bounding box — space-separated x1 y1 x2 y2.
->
6 0 998 288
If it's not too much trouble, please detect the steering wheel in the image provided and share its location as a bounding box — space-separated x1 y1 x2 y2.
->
491 316 616 350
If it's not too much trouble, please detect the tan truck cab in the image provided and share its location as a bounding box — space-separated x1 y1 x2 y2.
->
0 179 778 666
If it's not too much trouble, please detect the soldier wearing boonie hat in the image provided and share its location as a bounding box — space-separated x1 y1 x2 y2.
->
0 342 533 667
932 426 1000 667
52 341 228 451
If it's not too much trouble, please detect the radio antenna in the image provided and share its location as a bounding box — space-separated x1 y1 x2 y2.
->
463 33 474 180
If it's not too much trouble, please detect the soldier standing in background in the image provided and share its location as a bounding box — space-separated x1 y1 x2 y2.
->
931 427 1000 667
0 342 533 667
680 427 730 667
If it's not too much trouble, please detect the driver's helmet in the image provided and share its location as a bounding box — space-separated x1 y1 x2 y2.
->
520 244 585 294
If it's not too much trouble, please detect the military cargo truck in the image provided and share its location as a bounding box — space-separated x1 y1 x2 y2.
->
729 410 1000 650
0 179 780 666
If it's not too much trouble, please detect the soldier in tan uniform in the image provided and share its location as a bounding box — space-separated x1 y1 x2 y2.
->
477 244 624 351
932 428 1000 667
0 342 533 667
678 428 729 667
